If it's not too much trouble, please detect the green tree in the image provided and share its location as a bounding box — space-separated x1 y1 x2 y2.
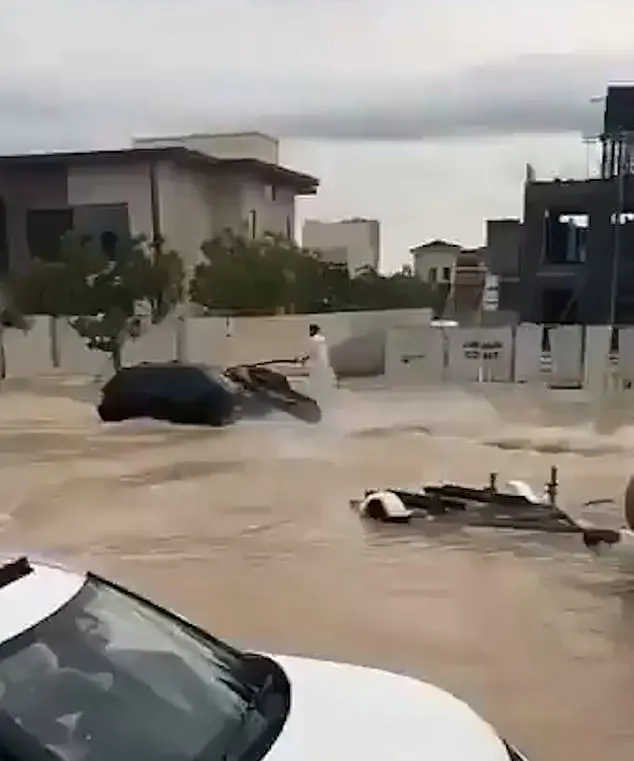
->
190 230 443 315
342 266 444 313
190 230 328 315
17 232 184 371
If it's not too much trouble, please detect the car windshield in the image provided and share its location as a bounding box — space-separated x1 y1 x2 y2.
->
0 575 289 761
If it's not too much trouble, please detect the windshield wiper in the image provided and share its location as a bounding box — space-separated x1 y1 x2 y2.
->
221 674 274 761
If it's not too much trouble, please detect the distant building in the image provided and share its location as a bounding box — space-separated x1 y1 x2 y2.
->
410 239 462 284
482 219 521 313
134 131 281 164
519 84 634 324
302 218 380 276
520 176 623 323
443 248 488 324
0 132 318 273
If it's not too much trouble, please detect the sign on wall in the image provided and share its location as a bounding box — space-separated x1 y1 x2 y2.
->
446 327 513 382
462 338 503 361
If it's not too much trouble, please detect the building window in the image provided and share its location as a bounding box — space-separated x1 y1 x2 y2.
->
442 266 451 281
428 267 437 283
248 210 257 239
544 212 588 264
26 208 74 262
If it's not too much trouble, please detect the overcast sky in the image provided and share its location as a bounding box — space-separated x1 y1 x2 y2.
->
2 0 634 268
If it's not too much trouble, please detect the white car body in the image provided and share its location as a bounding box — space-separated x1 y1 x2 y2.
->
0 552 528 761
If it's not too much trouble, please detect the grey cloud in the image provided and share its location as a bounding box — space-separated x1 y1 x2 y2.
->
0 52 633 151
257 54 634 140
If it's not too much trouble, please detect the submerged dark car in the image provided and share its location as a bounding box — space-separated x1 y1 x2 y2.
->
97 362 321 427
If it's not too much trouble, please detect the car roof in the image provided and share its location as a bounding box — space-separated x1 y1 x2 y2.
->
0 553 85 647
120 362 211 373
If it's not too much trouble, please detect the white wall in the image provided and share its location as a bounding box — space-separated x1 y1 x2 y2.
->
412 249 458 283
1 319 628 392
584 326 612 390
618 328 634 381
155 162 215 268
513 323 542 383
0 310 431 379
411 243 461 282
548 325 584 386
385 327 445 384
2 318 52 376
446 327 513 382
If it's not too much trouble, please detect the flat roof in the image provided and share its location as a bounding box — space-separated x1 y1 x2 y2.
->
0 146 319 195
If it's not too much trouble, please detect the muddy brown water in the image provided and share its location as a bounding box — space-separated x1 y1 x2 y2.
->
3 380 634 760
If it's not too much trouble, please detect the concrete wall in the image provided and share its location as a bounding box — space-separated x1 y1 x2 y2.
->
134 133 296 241
1 315 628 393
385 324 620 389
385 326 446 385
0 309 432 380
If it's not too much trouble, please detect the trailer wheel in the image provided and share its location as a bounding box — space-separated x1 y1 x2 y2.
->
364 497 388 521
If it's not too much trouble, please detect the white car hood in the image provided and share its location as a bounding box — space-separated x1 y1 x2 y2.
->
266 655 510 761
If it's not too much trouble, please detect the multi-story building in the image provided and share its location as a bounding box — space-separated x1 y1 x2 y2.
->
0 132 318 272
518 85 634 324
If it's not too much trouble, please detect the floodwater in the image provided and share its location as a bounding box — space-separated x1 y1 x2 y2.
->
2 379 634 760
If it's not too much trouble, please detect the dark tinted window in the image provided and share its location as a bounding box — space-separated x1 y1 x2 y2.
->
26 209 74 262
0 577 289 761
104 365 222 401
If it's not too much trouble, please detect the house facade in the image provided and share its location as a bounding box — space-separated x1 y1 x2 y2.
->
0 138 318 273
410 239 462 284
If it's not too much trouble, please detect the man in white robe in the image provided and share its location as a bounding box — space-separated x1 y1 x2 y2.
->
302 323 337 408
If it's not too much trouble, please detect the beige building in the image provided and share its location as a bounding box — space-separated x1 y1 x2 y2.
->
0 133 318 273
302 218 380 275
410 239 462 284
